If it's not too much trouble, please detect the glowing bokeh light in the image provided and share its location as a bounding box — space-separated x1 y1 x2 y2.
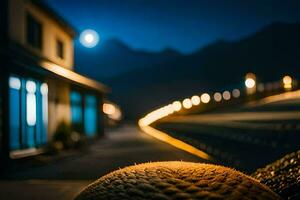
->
201 93 210 103
222 91 231 100
103 103 116 115
172 101 182 111
283 75 292 89
9 77 21 90
80 29 99 48
232 89 240 98
182 98 192 109
213 92 222 102
245 78 256 89
283 75 292 85
191 95 200 105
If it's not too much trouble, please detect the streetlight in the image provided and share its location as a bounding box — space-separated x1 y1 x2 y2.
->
172 101 182 111
201 93 211 104
222 91 231 100
213 92 222 102
245 73 256 94
191 95 201 105
182 98 192 109
282 75 292 90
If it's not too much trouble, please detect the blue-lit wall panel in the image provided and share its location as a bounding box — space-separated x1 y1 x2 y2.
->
84 95 97 137
9 88 20 150
71 91 83 125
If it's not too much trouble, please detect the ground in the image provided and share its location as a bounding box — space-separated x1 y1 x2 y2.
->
1 91 300 199
0 125 204 200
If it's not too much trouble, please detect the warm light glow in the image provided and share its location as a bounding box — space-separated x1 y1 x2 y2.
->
201 93 210 103
80 29 100 48
139 104 175 127
139 125 211 160
110 108 122 120
103 103 116 115
214 92 222 102
182 98 192 109
103 103 122 120
245 78 256 89
191 95 201 105
9 77 21 90
232 89 240 98
283 75 292 89
222 91 231 100
283 75 292 85
172 101 182 111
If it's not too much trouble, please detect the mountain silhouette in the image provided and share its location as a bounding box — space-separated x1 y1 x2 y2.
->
74 38 182 80
76 22 300 119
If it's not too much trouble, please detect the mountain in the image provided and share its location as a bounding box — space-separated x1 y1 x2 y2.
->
76 22 300 119
74 39 182 80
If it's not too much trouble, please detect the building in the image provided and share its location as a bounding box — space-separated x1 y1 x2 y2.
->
0 0 109 160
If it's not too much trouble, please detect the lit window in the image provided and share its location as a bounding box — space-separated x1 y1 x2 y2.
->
9 77 21 90
26 80 37 126
40 83 48 95
41 83 48 125
85 95 97 137
71 91 83 125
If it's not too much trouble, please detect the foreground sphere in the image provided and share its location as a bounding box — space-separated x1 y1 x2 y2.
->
252 150 300 200
75 161 280 200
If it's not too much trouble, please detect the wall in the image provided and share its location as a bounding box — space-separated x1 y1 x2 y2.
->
47 79 71 139
8 0 74 69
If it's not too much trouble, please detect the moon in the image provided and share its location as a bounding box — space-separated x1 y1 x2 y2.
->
80 29 100 48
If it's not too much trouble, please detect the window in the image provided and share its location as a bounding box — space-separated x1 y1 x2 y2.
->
56 39 64 59
71 91 83 131
9 77 21 150
26 13 43 49
9 76 48 150
84 95 97 137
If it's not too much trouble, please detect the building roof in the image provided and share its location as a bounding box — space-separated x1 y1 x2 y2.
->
40 61 110 93
9 43 110 93
29 0 77 37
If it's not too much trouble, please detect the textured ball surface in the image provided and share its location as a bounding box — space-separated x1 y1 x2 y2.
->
75 161 280 200
252 150 300 200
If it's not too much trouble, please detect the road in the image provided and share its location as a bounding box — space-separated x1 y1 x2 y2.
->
0 125 203 200
156 91 300 173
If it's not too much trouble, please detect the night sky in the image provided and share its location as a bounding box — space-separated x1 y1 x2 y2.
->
45 0 300 53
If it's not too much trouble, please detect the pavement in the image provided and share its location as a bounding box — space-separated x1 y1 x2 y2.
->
0 125 204 200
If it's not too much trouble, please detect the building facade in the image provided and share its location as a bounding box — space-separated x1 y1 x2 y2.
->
0 0 108 160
